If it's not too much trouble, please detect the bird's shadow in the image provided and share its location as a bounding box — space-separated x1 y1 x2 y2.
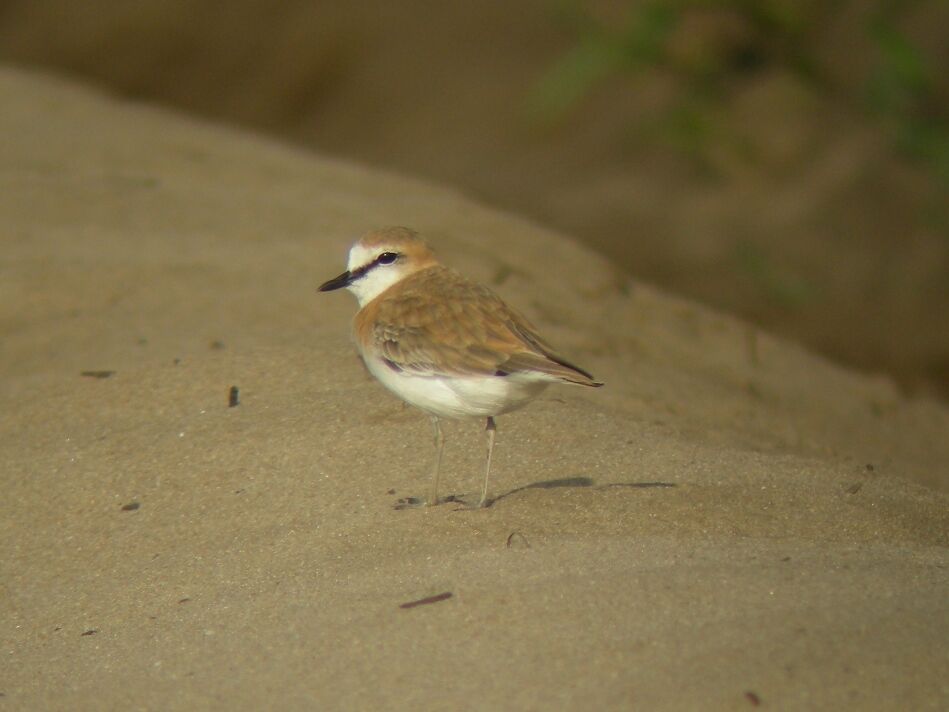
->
392 477 676 510
487 477 676 507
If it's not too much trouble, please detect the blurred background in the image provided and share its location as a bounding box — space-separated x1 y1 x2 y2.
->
1 0 946 398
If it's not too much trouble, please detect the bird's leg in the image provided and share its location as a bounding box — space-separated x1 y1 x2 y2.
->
428 416 445 506
479 416 497 508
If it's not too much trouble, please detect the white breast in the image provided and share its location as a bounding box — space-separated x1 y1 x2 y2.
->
362 355 549 420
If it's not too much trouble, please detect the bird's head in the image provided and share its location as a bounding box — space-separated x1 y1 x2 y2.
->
319 227 438 306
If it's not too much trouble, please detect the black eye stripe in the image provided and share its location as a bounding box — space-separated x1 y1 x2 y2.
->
347 252 400 283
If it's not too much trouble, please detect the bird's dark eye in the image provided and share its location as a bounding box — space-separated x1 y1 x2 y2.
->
377 252 399 265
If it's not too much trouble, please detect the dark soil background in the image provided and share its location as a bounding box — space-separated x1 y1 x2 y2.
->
2 0 946 397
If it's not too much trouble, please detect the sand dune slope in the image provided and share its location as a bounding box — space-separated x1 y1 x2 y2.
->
1 68 947 710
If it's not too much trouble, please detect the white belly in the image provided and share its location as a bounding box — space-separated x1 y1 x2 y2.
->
363 355 549 419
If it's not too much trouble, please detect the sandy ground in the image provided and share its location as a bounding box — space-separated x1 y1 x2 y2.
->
1 68 948 710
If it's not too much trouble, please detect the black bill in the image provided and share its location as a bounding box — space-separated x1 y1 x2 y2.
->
318 270 353 291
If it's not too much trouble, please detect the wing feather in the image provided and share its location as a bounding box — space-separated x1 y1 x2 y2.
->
353 266 601 386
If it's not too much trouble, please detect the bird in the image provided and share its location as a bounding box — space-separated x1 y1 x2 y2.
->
319 226 603 508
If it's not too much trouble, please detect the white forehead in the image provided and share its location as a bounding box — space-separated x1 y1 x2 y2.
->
347 242 385 271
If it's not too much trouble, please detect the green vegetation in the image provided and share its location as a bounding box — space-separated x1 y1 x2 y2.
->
529 0 948 189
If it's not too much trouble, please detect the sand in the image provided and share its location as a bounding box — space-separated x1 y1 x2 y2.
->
1 68 947 710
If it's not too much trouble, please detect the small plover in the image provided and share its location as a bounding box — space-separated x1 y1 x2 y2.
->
319 227 602 507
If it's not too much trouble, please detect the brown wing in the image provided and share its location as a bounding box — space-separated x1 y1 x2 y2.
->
354 266 601 386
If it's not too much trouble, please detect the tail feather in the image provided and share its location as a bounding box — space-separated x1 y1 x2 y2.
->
501 352 603 387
